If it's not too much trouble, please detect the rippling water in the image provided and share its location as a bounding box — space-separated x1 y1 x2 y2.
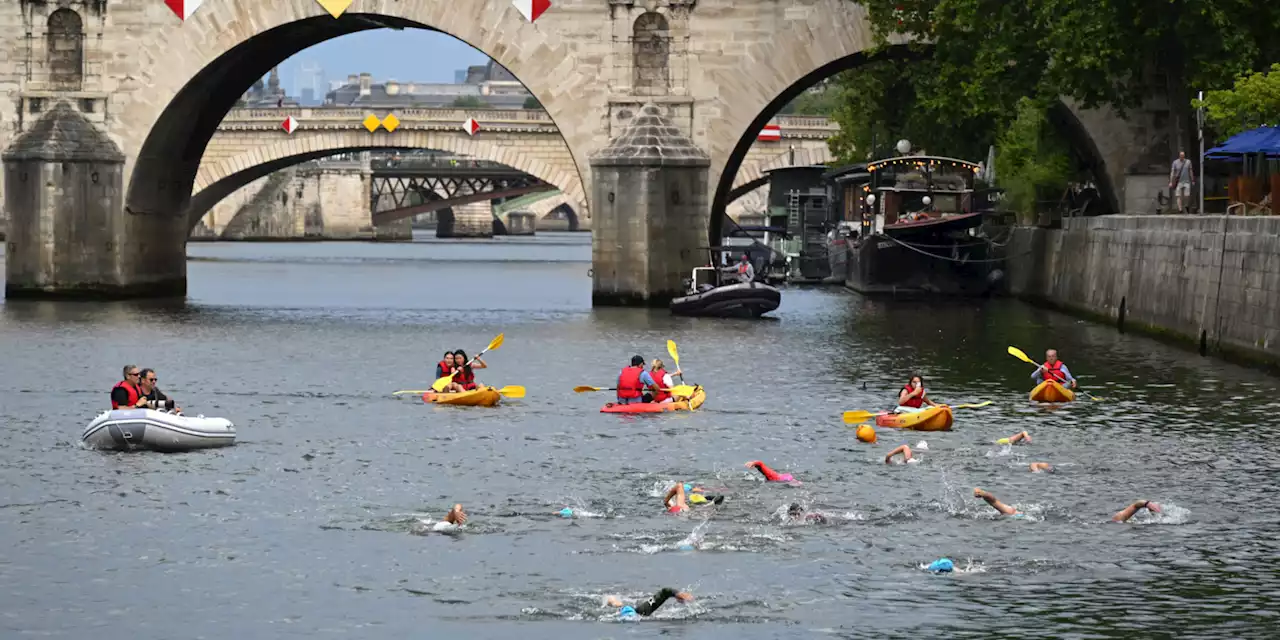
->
2 232 1278 638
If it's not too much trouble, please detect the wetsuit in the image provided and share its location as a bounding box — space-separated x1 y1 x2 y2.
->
747 461 794 482
621 588 680 617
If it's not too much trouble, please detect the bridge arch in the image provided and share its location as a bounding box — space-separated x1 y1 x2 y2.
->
188 132 582 233
706 1 1121 242
122 3 590 228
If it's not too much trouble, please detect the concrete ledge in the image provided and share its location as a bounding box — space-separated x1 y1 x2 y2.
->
6 277 187 301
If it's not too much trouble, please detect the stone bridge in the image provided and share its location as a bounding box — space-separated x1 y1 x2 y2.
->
0 0 1168 304
194 106 836 234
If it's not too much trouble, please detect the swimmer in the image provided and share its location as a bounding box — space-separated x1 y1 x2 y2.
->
1029 462 1054 473
972 488 1020 516
745 460 798 483
663 483 690 513
428 503 467 531
786 502 828 524
1111 500 1161 523
884 444 914 464
997 431 1031 445
605 588 694 619
684 484 725 506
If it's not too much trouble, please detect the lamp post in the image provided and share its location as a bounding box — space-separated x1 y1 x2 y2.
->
1197 90 1205 215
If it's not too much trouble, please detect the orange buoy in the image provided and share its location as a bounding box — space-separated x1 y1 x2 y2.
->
856 424 877 443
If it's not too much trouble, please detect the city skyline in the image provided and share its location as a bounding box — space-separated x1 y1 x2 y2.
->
275 29 493 96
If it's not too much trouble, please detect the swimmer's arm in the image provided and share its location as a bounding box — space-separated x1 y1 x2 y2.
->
884 444 912 464
1111 500 1152 522
632 588 689 616
974 488 1017 515
663 485 683 508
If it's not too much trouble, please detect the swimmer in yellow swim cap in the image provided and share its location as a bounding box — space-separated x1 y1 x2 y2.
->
884 444 914 464
997 431 1031 446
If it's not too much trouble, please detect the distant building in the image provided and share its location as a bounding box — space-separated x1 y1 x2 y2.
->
324 61 531 109
454 69 467 84
240 67 300 107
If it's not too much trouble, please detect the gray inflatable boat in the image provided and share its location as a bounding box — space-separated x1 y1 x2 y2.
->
81 409 236 452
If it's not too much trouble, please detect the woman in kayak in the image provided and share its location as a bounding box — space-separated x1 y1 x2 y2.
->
745 460 798 483
647 359 683 403
449 349 487 391
435 351 454 379
605 588 694 619
897 374 938 413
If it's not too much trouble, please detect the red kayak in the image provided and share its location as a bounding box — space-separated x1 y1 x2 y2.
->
600 388 706 413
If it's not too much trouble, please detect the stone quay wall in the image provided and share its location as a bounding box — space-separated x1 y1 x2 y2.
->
1004 215 1280 369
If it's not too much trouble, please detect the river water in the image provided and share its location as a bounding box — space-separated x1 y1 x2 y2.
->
2 232 1277 639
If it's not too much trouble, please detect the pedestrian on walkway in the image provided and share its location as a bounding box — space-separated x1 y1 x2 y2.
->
1168 151 1196 214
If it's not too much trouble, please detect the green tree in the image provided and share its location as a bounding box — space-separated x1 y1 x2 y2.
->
785 85 842 116
1197 63 1280 140
994 98 1072 224
522 95 542 109
452 95 487 108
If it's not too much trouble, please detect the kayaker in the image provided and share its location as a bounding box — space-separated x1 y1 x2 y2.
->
1111 500 1161 522
604 588 694 619
973 487 1022 517
1032 349 1077 389
745 460 798 483
435 351 454 379
617 355 656 405
450 349 487 391
897 374 938 413
110 364 149 410
648 359 683 404
138 368 182 414
997 431 1031 445
884 444 915 464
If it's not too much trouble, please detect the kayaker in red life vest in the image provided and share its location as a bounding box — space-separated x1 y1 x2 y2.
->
896 374 939 413
647 359 683 404
617 355 657 405
435 351 454 379
1032 349 1077 389
450 349 487 391
110 364 148 410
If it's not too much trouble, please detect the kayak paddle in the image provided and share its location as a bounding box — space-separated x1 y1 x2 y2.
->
1007 345 1103 401
667 339 686 385
431 333 505 392
394 385 525 398
841 402 991 424
574 384 698 396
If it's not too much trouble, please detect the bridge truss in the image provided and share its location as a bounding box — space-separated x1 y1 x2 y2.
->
369 168 556 225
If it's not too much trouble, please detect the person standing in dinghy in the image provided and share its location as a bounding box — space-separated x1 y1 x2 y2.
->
1032 349 1077 389
110 365 149 409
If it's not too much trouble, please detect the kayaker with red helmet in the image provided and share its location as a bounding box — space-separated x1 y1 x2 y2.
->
1032 349 1077 389
897 374 938 413
617 355 656 405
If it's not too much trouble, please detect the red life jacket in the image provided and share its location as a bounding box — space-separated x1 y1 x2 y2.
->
454 366 476 390
651 372 672 403
111 380 140 409
738 262 748 274
436 360 452 377
617 366 644 399
1043 360 1067 383
901 384 924 408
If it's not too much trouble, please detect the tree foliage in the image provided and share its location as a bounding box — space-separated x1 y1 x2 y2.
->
522 95 542 109
1198 63 1280 140
451 95 486 108
995 98 1072 223
781 84 842 116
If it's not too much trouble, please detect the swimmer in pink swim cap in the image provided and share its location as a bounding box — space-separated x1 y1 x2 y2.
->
745 460 798 483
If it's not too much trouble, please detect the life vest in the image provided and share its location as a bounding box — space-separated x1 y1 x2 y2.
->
436 360 452 377
617 366 644 399
901 384 924 408
738 262 749 274
651 372 672 403
111 380 140 409
454 366 476 390
1043 360 1067 383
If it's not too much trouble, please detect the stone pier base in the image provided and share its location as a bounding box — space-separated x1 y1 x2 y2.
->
438 201 494 238
504 212 536 236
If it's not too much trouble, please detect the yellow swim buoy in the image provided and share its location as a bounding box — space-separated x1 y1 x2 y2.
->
856 424 877 443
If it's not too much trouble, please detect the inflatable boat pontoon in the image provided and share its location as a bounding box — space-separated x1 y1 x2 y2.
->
81 409 236 452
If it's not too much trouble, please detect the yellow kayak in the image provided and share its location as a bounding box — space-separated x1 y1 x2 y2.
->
875 405 954 431
422 386 502 407
1029 380 1075 403
601 388 706 413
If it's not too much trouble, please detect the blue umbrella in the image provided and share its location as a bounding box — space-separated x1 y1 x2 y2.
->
1205 125 1280 158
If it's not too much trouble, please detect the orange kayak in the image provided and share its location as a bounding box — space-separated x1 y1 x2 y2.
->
601 388 706 413
875 405 954 431
1029 380 1075 403
422 386 502 407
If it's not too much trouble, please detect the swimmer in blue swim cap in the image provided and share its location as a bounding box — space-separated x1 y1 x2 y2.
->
559 507 574 518
606 588 694 618
926 558 954 573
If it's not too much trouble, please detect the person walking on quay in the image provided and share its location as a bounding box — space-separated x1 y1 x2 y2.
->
1169 151 1197 214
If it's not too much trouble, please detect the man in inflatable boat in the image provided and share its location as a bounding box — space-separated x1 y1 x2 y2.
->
138 368 182 414
110 364 149 410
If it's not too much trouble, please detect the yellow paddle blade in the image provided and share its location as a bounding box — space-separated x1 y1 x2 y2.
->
497 385 526 398
668 384 697 397
1007 346 1036 365
573 385 606 393
841 410 876 424
392 389 430 396
485 333 505 353
952 401 993 409
430 373 456 392
666 339 680 367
